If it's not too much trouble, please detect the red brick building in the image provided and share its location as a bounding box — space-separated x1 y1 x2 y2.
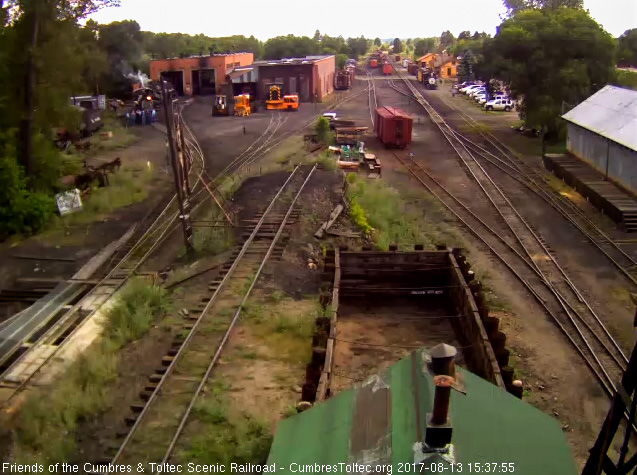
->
149 52 254 96
248 55 335 102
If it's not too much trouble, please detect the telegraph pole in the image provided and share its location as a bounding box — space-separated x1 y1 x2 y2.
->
161 81 194 256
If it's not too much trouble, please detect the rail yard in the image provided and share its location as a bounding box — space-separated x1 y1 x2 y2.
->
1 28 637 475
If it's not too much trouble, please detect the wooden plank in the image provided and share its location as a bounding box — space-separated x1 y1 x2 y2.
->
325 230 361 238
314 204 345 239
316 372 329 402
324 338 335 374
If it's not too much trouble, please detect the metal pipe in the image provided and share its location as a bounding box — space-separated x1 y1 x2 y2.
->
431 375 454 425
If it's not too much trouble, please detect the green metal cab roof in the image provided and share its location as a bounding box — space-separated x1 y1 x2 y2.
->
267 348 577 474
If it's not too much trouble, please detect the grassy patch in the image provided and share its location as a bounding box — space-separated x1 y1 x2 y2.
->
612 69 637 91
42 162 154 239
176 391 272 466
345 173 462 250
102 277 170 346
242 297 318 364
9 278 168 463
87 112 136 154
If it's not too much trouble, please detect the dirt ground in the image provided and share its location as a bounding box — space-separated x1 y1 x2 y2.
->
0 126 171 321
331 299 465 393
338 69 632 467
5 71 630 468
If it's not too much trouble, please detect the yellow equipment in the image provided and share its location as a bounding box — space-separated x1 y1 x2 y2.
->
213 95 229 116
266 85 299 111
234 94 251 116
282 95 299 111
266 85 283 110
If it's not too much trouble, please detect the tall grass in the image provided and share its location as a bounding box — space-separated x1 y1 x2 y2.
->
177 394 272 466
345 173 462 250
10 278 168 463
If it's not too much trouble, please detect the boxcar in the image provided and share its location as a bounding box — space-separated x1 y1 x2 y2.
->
334 70 352 90
370 59 378 68
374 106 413 148
382 62 393 75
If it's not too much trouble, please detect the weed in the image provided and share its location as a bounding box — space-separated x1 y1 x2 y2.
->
8 278 169 463
102 277 169 347
177 410 272 465
315 154 337 171
192 397 228 424
345 174 463 250
282 405 298 419
267 289 286 303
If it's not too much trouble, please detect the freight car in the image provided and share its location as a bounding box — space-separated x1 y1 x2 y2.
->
374 106 413 148
369 59 378 68
408 63 419 75
334 70 352 90
382 62 393 76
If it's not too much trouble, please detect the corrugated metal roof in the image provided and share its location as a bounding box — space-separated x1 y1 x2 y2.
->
562 85 637 152
267 348 577 474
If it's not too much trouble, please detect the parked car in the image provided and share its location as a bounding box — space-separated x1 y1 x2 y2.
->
454 81 475 92
460 84 482 94
479 93 508 105
468 88 486 98
484 98 515 111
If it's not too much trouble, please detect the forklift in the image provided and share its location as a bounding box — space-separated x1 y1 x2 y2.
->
213 95 229 116
234 94 251 116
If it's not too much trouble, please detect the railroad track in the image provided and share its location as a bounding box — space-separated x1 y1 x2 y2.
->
104 165 316 464
0 86 367 406
387 65 629 403
429 94 637 288
0 105 207 405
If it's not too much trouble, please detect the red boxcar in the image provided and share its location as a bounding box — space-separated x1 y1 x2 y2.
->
369 59 378 68
374 106 413 148
382 62 393 75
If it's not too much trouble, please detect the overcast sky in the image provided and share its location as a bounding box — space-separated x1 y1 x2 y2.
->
89 0 636 39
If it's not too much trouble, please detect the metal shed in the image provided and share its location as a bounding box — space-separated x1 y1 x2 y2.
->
562 85 637 193
267 346 576 474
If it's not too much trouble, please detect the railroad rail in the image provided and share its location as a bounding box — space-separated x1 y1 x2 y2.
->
366 68 378 127
109 165 317 464
0 84 368 406
0 103 207 404
430 94 637 288
387 65 629 404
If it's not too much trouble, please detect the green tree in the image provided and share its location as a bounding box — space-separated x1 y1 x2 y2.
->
503 0 583 15
489 8 615 136
336 54 348 69
98 20 144 97
457 51 475 82
313 29 321 41
458 31 471 40
374 37 381 47
414 37 436 57
393 38 403 53
617 29 637 67
440 30 455 48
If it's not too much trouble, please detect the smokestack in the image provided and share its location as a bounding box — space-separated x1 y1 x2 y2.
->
431 375 453 425
425 375 454 448
430 343 457 377
423 344 457 450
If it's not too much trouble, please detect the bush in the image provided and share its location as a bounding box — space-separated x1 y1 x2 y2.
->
0 148 55 239
315 116 331 143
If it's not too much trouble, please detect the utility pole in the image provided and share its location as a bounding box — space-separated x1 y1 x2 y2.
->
161 81 194 256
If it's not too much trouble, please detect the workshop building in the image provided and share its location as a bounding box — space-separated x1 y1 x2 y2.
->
250 55 335 103
562 85 637 193
149 52 254 96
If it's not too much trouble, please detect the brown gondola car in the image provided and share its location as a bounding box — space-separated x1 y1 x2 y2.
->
374 106 413 148
408 64 419 75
